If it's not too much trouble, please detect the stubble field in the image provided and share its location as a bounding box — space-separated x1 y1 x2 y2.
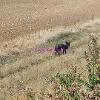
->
0 0 100 100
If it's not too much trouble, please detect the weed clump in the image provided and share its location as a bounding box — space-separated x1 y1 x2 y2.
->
49 34 100 100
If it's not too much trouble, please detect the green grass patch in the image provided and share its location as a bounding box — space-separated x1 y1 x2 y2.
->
38 31 83 48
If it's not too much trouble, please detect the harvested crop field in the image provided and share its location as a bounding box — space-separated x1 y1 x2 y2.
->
0 0 100 100
0 0 100 42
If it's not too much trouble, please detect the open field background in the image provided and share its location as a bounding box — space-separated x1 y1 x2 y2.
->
0 0 100 100
0 0 100 42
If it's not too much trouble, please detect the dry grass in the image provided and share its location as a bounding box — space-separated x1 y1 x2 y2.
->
0 19 100 99
0 0 100 100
